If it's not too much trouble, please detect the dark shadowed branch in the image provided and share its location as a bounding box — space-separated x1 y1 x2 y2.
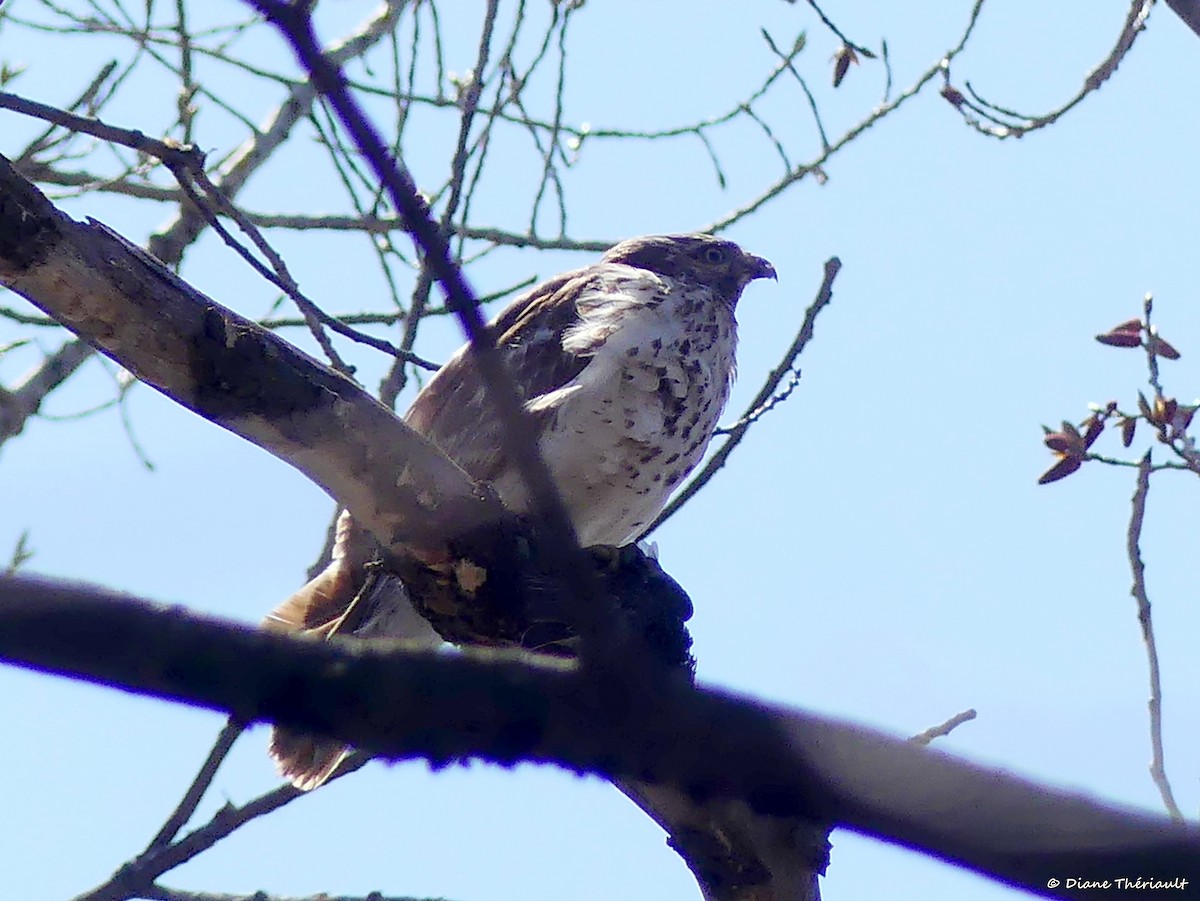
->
1166 0 1200 38
144 888 432 901
3 574 1199 901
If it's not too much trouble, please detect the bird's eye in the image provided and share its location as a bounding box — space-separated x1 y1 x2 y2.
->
703 246 728 265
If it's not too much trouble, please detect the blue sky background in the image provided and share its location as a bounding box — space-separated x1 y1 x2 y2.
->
3 1 1200 899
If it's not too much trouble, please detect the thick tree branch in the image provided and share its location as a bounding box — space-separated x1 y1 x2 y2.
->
3 574 1199 901
0 153 498 558
1165 0 1200 39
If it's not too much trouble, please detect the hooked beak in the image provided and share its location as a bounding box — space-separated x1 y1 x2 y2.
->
745 252 778 283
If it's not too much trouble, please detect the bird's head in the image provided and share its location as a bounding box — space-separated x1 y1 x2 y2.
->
603 233 777 304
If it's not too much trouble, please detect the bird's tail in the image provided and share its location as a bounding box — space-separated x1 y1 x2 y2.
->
269 728 350 792
262 510 371 791
262 510 442 791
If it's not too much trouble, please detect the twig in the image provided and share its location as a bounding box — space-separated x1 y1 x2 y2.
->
14 60 119 165
5 531 34 574
910 709 977 747
89 754 371 901
1141 292 1164 398
950 0 1153 139
0 339 95 442
708 0 986 232
0 91 202 168
1126 450 1183 820
646 257 840 535
760 29 824 155
144 887 434 901
1086 452 1191 472
383 0 501 406
805 0 877 58
527 3 575 235
147 720 246 850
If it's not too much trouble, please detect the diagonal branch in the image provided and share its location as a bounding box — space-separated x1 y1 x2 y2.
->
0 154 498 558
1166 0 1200 38
3 573 1199 901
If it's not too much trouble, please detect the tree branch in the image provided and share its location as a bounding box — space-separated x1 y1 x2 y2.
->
3 574 1199 901
0 153 499 559
1166 0 1200 38
1127 451 1183 820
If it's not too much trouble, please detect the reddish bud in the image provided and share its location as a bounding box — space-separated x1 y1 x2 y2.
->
1095 330 1143 349
1176 405 1197 432
941 85 965 108
1137 391 1153 421
832 45 858 88
1149 335 1181 360
1044 432 1073 454
1120 416 1137 447
1039 455 1083 485
1083 416 1104 449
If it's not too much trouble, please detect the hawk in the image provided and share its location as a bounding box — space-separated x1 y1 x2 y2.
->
266 233 776 788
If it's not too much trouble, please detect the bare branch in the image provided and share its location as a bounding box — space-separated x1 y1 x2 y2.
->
4 574 1199 901
383 0 504 405
0 155 498 559
0 90 199 162
1165 0 1200 38
1127 451 1183 820
805 0 877 60
910 709 978 747
0 338 95 441
0 1 412 445
707 0 986 233
146 720 245 851
78 753 370 901
952 0 1153 139
144 887 436 901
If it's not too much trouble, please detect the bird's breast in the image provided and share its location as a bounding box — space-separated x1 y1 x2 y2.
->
532 289 738 546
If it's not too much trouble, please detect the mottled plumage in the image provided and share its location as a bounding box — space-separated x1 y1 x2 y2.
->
407 233 775 544
267 233 776 789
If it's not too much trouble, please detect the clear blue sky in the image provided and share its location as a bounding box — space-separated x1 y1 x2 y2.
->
3 1 1200 899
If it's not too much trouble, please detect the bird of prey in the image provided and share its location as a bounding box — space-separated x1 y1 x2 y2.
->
265 232 776 789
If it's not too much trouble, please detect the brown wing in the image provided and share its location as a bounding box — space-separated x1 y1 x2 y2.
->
404 265 601 482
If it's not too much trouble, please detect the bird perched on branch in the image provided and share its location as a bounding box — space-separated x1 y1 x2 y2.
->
265 232 776 789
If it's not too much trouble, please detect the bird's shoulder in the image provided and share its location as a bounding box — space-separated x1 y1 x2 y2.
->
493 262 668 349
